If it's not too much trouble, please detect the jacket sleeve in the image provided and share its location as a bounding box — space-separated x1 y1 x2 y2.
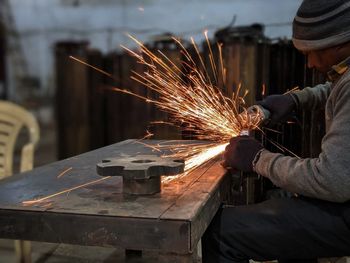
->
292 82 331 111
254 81 350 203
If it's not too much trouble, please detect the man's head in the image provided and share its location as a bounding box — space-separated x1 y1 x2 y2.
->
302 42 350 73
292 0 350 73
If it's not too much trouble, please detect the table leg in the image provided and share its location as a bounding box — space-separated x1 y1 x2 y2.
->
14 240 31 263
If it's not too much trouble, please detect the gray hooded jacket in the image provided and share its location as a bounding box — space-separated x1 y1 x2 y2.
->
255 69 350 203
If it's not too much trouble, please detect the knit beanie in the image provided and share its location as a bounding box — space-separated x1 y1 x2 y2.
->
292 0 350 51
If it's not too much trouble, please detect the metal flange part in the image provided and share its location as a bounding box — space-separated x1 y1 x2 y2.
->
96 155 185 195
96 155 185 179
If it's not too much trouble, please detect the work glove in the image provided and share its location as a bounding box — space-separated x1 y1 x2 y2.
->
223 136 263 173
256 94 297 124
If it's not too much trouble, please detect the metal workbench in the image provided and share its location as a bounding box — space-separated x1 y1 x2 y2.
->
0 140 230 262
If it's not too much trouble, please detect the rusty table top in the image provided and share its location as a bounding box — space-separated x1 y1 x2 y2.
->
0 139 229 255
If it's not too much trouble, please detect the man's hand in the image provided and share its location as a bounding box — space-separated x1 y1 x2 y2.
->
257 94 297 124
223 136 263 173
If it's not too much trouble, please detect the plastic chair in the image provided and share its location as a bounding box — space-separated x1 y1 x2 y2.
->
0 100 40 263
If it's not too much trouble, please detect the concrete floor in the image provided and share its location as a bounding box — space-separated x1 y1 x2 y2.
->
0 240 173 263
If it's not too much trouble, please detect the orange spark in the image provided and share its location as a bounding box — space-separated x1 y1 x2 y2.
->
285 86 300 94
120 34 263 143
118 34 266 180
262 84 266 97
69 56 119 83
183 143 227 171
22 177 110 206
68 34 265 186
57 167 73 179
161 143 228 183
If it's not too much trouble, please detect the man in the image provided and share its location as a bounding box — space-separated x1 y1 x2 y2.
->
202 0 350 262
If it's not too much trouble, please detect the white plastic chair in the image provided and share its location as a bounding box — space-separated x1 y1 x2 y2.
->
0 100 40 263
